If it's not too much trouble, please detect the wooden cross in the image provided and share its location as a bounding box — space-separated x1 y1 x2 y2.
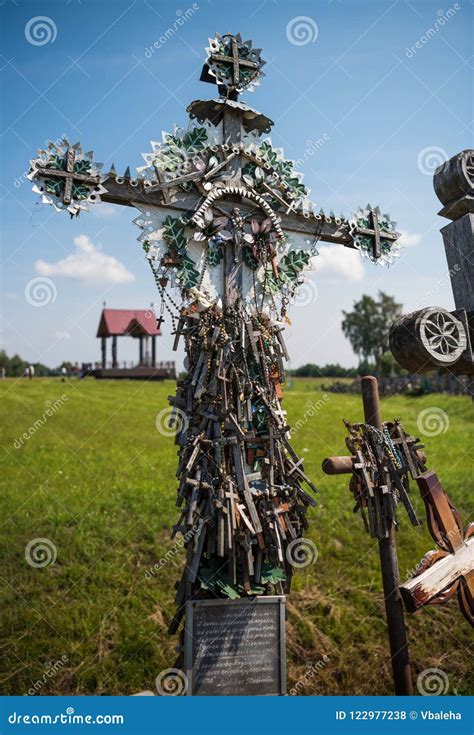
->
351 206 398 260
208 34 260 88
37 145 101 205
400 471 474 626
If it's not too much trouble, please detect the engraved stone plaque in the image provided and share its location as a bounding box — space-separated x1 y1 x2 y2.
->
184 596 286 696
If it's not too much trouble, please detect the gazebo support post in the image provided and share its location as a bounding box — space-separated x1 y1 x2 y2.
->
112 336 118 368
101 337 107 369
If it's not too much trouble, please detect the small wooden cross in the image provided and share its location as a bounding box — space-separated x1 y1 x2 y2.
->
400 471 474 626
37 145 100 205
352 206 398 260
208 35 260 88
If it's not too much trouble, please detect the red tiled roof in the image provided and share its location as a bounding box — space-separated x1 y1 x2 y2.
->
97 309 161 337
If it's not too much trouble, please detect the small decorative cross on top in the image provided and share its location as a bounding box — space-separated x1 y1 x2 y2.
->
203 33 265 95
350 204 400 262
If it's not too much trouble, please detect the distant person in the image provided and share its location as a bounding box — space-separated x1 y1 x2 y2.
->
0 366 5 379
61 366 67 382
29 365 35 380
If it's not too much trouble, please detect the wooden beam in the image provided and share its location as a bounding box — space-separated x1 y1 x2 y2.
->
400 539 474 612
101 175 354 245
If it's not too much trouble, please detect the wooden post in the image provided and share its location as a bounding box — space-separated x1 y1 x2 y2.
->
152 336 156 367
361 376 413 695
138 336 144 366
101 337 107 369
112 336 117 368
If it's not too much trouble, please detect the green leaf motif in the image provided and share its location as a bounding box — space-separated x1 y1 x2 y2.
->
177 255 200 290
45 154 65 171
286 177 307 199
265 250 310 294
260 563 286 585
198 561 241 599
257 142 308 199
44 178 63 197
74 159 91 175
72 182 90 200
182 127 208 151
207 244 224 267
258 141 278 167
162 215 187 252
155 148 184 173
282 250 310 277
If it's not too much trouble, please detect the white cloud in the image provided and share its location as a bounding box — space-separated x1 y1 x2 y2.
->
92 203 117 218
399 230 422 247
55 330 71 340
312 245 365 282
35 235 135 285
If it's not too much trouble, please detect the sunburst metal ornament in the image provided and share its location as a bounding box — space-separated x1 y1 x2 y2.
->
350 204 401 265
202 33 265 95
28 138 106 216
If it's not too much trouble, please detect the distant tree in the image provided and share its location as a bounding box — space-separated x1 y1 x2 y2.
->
341 292 402 374
0 351 53 377
291 363 352 378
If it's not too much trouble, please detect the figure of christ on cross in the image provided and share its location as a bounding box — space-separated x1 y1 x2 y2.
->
28 33 402 633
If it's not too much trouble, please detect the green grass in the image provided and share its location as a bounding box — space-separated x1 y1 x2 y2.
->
0 377 472 696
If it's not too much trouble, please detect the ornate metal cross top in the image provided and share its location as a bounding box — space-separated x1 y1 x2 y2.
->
27 34 403 641
350 204 400 262
201 33 265 96
29 141 106 216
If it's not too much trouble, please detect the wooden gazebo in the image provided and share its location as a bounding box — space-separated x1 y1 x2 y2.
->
93 308 175 380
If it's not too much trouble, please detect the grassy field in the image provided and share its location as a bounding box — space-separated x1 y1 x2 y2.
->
0 377 472 696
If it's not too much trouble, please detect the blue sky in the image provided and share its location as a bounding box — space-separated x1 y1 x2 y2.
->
1 0 472 369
